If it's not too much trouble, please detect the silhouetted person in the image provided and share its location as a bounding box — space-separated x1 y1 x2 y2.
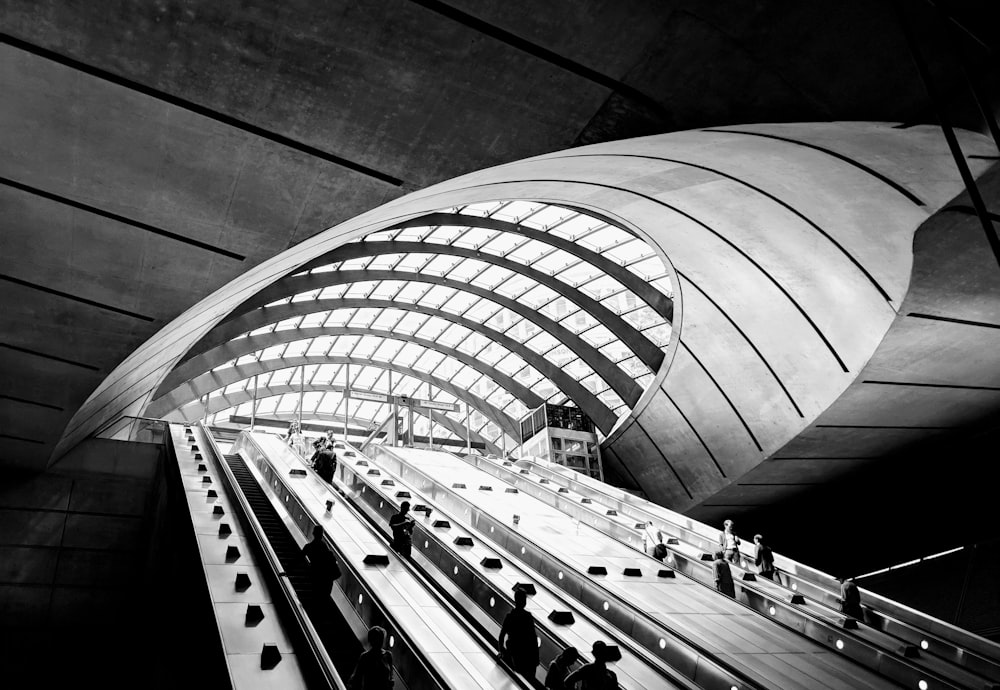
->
313 445 336 484
754 534 776 581
545 646 580 690
302 525 341 602
349 625 394 690
719 519 741 564
499 589 539 680
713 550 735 598
389 501 415 558
563 641 618 690
839 577 863 620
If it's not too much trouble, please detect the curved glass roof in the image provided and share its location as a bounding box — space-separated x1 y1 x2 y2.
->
170 200 674 451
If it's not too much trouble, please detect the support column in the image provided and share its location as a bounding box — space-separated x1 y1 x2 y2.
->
427 382 434 450
250 374 258 430
344 364 350 442
297 365 304 430
465 402 471 455
407 404 414 448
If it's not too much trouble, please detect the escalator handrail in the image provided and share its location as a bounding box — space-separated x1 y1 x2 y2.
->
196 423 347 690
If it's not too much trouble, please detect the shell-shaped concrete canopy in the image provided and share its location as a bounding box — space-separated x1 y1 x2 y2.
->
57 122 999 515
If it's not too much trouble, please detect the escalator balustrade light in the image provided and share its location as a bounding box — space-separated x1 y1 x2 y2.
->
666 554 674 564
602 601 610 611
768 606 776 615
513 583 536 595
742 573 756 582
667 538 679 545
841 618 859 630
234 573 252 591
424 540 429 548
581 498 592 504
479 485 493 491
557 571 564 580
218 523 232 537
791 583 798 590
452 483 467 489
367 469 380 476
260 643 282 670
389 635 394 648
194 453 203 460
835 639 844 650
505 488 518 494
207 489 218 498
213 505 225 516
245 605 264 626
326 500 334 511
520 547 526 554
899 644 920 658
225 546 240 562
588 566 608 576
356 460 368 466
358 594 363 604
432 520 451 529
549 610 575 625
289 469 306 477
606 509 617 516
202 476 212 484
519 469 530 475
920 640 929 650
363 555 390 566
700 553 714 561
489 597 495 607
454 536 474 547
480 557 502 569
381 479 394 486
395 491 411 499
190 444 199 452
623 568 642 577
657 569 675 578
659 638 666 649
918 681 928 689
788 593 805 604
539 479 550 484
379 501 384 509
453 566 459 575
502 461 513 467
413 504 428 512
558 488 570 493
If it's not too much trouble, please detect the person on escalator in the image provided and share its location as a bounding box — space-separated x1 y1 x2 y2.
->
544 646 580 690
499 588 540 681
312 444 336 484
389 501 415 558
753 534 776 581
563 641 618 690
713 550 736 598
719 519 741 564
301 525 341 600
349 625 394 690
838 577 864 621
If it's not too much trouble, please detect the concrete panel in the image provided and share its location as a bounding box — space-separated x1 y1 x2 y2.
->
0 546 59 584
0 509 65 547
54 438 161 480
66 477 150 517
0 584 51 623
0 473 72 511
54 549 139 587
48 586 130 626
61 514 143 551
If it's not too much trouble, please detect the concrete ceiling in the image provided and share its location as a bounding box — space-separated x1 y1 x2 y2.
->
1 0 997 474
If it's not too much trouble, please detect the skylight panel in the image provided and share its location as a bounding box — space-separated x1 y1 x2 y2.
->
369 280 406 300
579 325 617 348
506 239 552 265
269 368 293 386
578 275 625 300
599 341 634 363
313 363 341 384
514 367 544 388
424 226 466 244
440 290 479 315
495 353 528 377
374 339 404 362
394 343 424 368
350 336 380 359
470 265 513 290
493 273 535 300
330 335 358 355
371 309 404 331
414 317 448 341
420 285 456 309
563 358 596 382
257 397 278 414
463 299 502 324
450 367 479 389
394 282 429 303
446 258 489 282
413 349 445 373
538 296 575 322
523 331 560 355
517 284 558 309
519 205 573 229
317 394 340 413
351 366 380 390
600 290 643 315
474 342 507 366
618 356 650 378
277 395 297 413
235 354 258 366
453 228 494 250
622 306 662 330
348 308 380 327
344 281 378 299
503 318 539 343
579 373 610 395
548 214 604 240
642 323 672 347
395 311 429 335
300 311 330 328
319 284 349 300
395 227 433 242
436 323 471 348
599 388 627 411
275 317 301 331
559 309 599 335
491 200 544 221
604 239 653 266
340 257 371 270
579 226 632 251
395 253 434 272
284 340 310 358
260 345 286 360
422 254 464 276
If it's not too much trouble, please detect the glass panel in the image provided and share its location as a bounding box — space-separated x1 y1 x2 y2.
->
642 323 672 347
394 282 430 303
601 290 643 315
519 205 574 229
284 340 309 358
479 233 525 257
348 308 380 327
414 317 449 341
578 275 625 300
463 299 501 324
370 280 406 300
366 253 405 270
506 239 552 266
523 331 560 355
424 226 467 244
319 284 349 299
436 323 471 348
578 226 632 251
579 324 617 348
452 228 494 250
344 281 379 299
395 254 434 272
423 254 465 276
395 311 429 335
413 350 445 373
470 265 513 289
301 311 330 328
623 306 662 330
330 335 358 355
440 290 480 315
618 356 650 378
494 353 527 377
